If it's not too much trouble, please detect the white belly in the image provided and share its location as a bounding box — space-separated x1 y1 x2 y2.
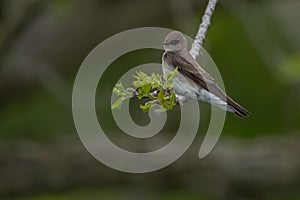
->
162 62 233 112
162 63 199 98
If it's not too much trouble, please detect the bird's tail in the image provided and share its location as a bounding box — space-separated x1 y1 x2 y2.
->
226 97 250 118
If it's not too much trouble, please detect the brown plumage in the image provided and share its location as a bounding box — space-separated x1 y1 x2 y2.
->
162 31 250 118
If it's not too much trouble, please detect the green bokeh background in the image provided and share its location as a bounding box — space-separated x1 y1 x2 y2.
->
0 0 299 199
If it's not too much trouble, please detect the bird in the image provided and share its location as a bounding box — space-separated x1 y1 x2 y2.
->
162 31 250 118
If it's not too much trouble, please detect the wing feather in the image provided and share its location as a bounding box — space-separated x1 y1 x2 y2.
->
163 51 250 117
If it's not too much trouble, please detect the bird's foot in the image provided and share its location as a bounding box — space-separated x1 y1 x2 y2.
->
176 95 189 105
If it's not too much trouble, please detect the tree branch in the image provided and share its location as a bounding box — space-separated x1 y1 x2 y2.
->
132 88 189 105
190 0 218 59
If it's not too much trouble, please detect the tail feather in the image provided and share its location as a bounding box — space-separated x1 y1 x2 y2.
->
226 97 250 118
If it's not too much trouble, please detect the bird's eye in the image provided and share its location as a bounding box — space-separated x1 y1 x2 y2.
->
171 40 179 45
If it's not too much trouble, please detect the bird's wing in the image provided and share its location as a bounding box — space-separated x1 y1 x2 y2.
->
164 51 226 100
163 51 250 117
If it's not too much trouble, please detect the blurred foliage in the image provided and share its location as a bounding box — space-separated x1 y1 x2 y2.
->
0 90 75 140
9 188 300 200
0 8 299 140
11 188 215 200
207 10 294 137
279 55 300 83
0 0 300 199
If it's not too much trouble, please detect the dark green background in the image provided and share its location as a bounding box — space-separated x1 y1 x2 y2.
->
0 0 299 199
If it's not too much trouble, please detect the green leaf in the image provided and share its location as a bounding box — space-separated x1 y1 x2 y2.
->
169 91 177 104
140 101 156 112
143 84 152 94
163 67 178 89
111 97 124 110
126 88 135 94
163 82 174 89
164 67 178 82
113 82 126 96
133 71 149 88
150 73 163 89
155 106 166 112
157 90 165 101
137 83 151 99
140 104 151 112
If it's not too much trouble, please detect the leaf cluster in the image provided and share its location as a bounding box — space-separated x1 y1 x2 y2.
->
112 68 178 112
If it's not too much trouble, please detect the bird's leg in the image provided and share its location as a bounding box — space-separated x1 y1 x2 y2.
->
176 94 189 105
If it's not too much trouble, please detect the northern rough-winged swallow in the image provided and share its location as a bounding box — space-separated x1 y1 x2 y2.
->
162 31 250 117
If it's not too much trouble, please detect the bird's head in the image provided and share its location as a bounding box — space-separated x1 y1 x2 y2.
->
163 31 188 52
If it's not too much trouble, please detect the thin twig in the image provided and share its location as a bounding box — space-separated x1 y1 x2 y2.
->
190 0 218 59
132 88 188 105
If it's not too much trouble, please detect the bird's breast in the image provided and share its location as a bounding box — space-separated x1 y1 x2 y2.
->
162 62 199 98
